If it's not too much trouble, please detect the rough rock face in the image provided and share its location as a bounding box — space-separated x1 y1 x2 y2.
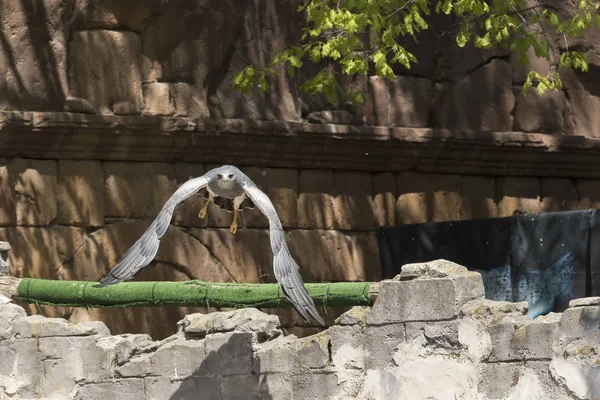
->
1 259 598 399
0 0 599 133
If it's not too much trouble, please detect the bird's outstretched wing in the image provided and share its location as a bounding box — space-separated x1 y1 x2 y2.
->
94 175 211 287
243 183 326 326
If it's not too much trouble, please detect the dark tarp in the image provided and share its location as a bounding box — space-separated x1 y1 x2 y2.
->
376 210 598 318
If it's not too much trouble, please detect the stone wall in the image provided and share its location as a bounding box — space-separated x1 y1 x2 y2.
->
1 0 600 135
1 259 599 399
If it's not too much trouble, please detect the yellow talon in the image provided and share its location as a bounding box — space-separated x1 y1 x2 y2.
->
199 198 212 219
230 208 238 234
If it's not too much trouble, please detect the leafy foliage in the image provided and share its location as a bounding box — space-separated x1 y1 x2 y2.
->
234 0 600 104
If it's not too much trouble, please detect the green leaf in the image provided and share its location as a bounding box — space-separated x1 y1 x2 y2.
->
456 31 470 47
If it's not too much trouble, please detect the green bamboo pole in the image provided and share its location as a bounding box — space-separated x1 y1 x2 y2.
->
11 278 376 309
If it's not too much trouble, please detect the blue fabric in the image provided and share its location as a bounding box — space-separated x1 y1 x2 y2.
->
376 210 597 318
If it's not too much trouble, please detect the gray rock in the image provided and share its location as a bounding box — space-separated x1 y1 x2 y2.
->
0 303 26 340
0 339 43 398
220 374 262 400
400 259 469 280
460 299 529 322
365 323 406 369
569 297 600 308
487 313 559 362
74 379 145 400
204 332 254 376
144 377 221 400
38 336 114 383
12 315 110 338
559 305 600 342
179 308 281 340
290 372 340 400
255 333 329 374
335 306 371 326
327 325 365 370
97 333 154 365
405 320 461 349
63 96 98 114
367 278 458 324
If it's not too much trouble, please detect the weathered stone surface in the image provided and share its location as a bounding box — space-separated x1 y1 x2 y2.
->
0 160 14 225
188 228 270 283
0 227 62 280
69 30 143 114
13 315 109 338
559 305 600 341
569 297 600 308
72 0 164 31
103 161 177 218
550 358 600 400
461 175 498 219
118 336 206 378
513 89 566 133
63 96 98 114
74 379 145 400
478 362 544 400
431 59 514 132
204 332 254 375
333 171 374 230
298 169 335 229
373 172 396 226
560 68 600 138
145 376 221 400
497 177 542 217
0 339 43 398
0 304 26 340
142 82 175 116
395 172 464 224
365 76 432 127
335 306 371 326
57 160 104 226
487 313 560 362
400 260 485 310
179 308 281 339
368 278 458 324
39 336 114 384
460 299 529 322
540 178 579 212
0 1 71 111
6 159 58 225
107 102 134 116
265 168 299 228
255 332 329 373
285 229 360 282
97 333 154 365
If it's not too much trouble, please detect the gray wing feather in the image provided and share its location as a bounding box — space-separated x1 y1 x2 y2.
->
243 184 326 326
94 175 211 287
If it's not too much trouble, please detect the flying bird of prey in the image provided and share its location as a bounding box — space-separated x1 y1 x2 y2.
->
94 165 325 326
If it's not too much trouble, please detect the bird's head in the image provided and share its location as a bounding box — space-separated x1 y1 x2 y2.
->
215 166 239 187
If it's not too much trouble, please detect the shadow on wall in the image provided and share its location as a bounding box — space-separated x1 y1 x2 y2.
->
0 0 70 111
165 332 276 400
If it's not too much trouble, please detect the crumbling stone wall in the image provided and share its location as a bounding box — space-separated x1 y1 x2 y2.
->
1 259 598 400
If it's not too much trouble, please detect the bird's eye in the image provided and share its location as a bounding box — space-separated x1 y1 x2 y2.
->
228 174 234 179
217 174 222 179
